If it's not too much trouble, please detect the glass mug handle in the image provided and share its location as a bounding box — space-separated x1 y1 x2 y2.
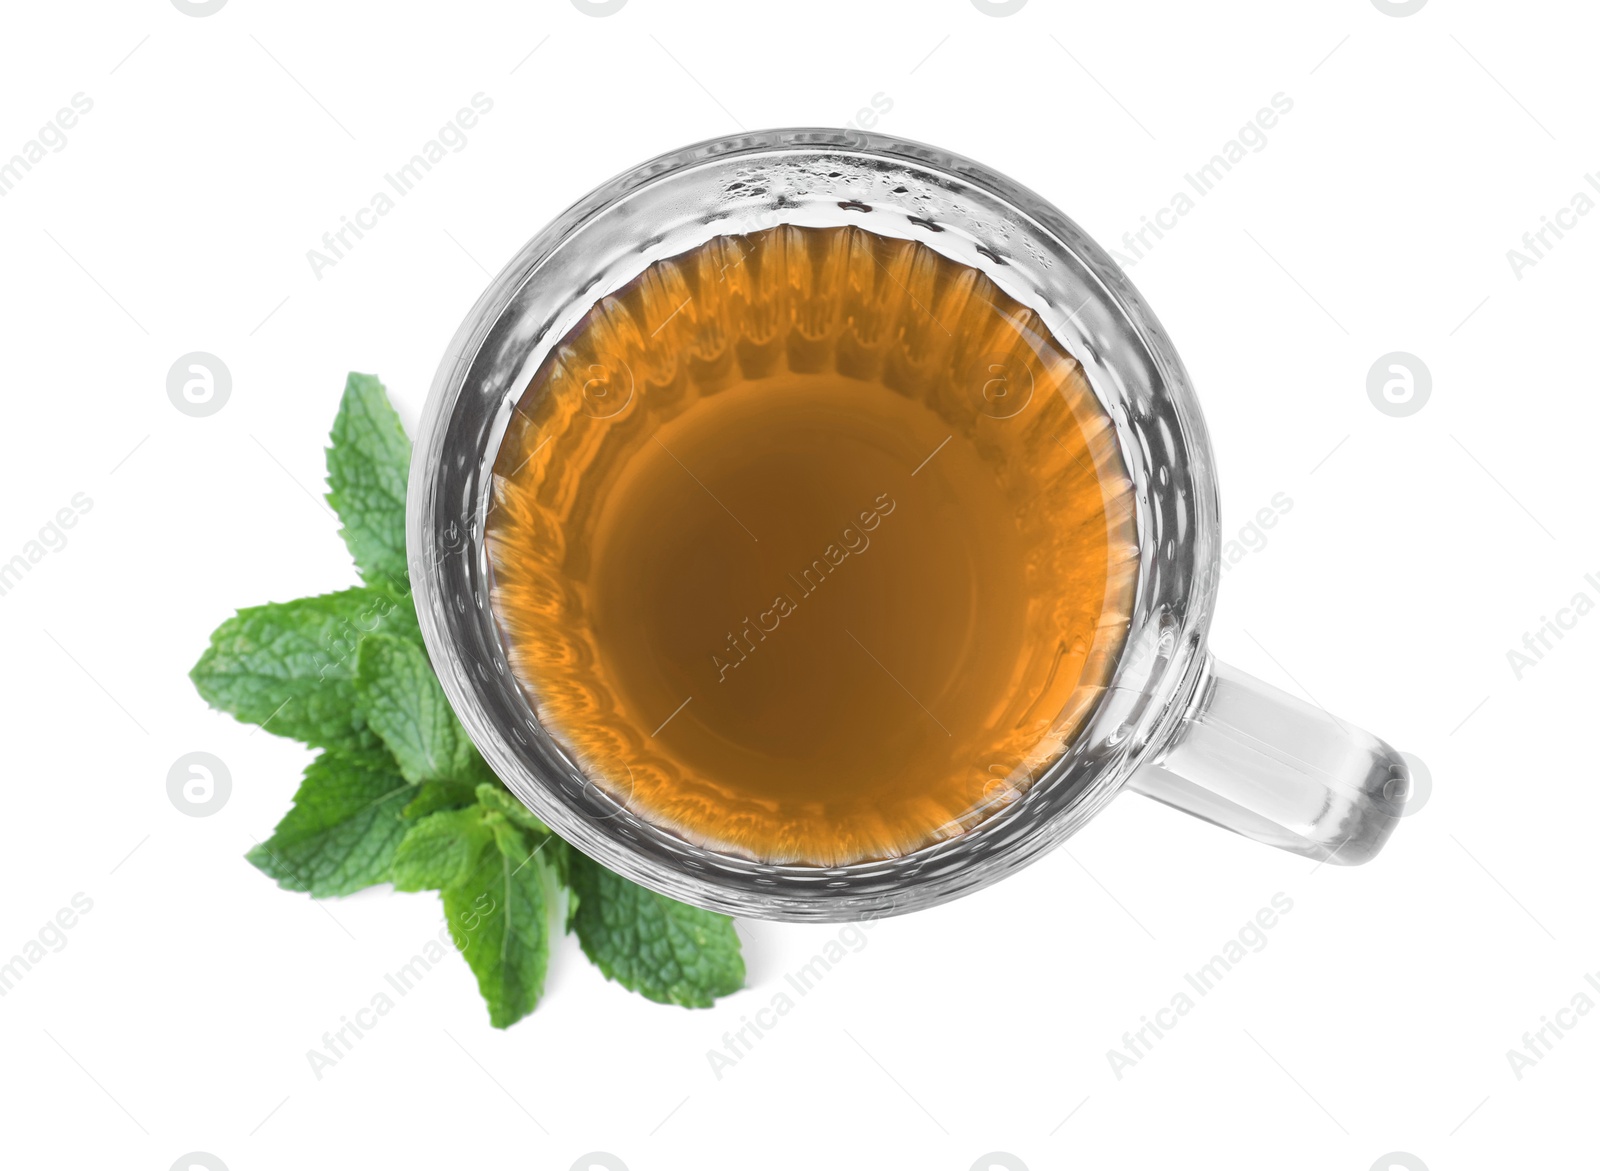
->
1128 656 1409 864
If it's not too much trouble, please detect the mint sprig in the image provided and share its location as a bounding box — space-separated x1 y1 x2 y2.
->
355 633 489 784
246 748 413 898
191 586 419 751
569 851 747 1009
325 371 412 592
190 373 744 1027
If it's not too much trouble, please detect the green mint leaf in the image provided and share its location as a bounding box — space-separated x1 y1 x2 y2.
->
475 783 549 834
245 749 413 897
190 587 420 750
475 784 566 883
390 806 497 892
541 833 572 889
568 852 745 1008
356 633 480 783
326 372 411 593
402 780 479 819
444 822 557 1028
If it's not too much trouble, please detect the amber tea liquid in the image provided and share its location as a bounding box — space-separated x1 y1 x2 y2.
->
486 225 1138 866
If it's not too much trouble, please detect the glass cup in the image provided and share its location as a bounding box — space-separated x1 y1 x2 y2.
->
410 128 1410 922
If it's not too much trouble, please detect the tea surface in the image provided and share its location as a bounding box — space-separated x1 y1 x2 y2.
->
487 225 1137 865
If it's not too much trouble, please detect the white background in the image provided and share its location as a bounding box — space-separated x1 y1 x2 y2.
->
1 1 1595 1169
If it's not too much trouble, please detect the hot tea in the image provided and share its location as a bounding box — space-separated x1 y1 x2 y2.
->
486 224 1137 866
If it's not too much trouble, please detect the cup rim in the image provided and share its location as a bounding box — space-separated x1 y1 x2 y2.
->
409 127 1220 921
